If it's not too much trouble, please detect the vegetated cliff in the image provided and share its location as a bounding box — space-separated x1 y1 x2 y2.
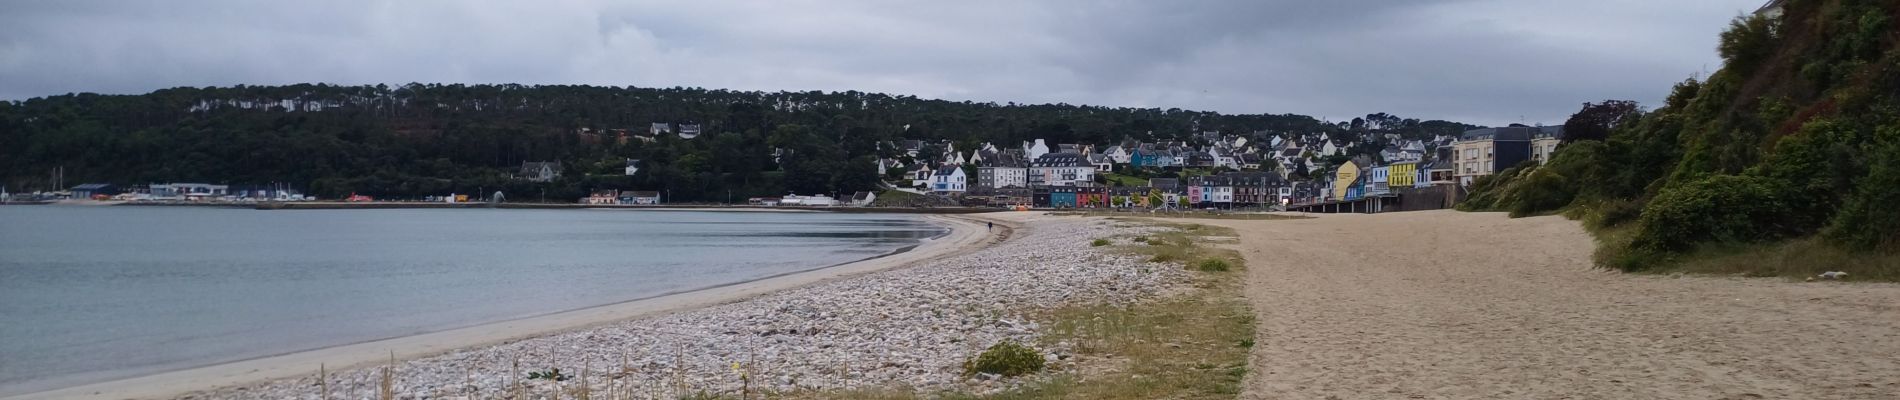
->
1462 0 1898 270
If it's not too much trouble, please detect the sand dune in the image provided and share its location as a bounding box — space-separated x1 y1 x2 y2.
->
1202 210 1900 399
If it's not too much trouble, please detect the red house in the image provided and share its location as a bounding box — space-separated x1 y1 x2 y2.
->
1078 186 1108 208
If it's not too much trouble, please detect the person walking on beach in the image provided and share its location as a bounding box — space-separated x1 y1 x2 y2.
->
987 221 994 232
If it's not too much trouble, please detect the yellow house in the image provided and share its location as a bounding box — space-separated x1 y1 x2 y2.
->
1331 159 1363 200
1388 162 1417 187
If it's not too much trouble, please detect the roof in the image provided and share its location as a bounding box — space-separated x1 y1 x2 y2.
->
852 191 875 201
620 191 660 197
982 150 1027 168
72 183 114 190
1460 126 1543 141
519 161 560 174
1087 154 1110 163
934 166 964 176
1030 153 1087 167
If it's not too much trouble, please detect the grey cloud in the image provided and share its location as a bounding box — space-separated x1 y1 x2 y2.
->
0 0 1762 126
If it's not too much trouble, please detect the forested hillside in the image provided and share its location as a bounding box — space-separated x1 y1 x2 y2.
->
1462 0 1898 271
0 85 1472 201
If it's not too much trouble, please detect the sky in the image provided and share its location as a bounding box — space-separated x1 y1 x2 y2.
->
0 0 1766 126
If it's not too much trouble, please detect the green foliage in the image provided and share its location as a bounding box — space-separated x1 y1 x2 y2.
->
1091 238 1111 247
1826 125 1900 250
1572 198 1644 231
1561 100 1643 144
1463 1 1900 272
1716 14 1780 75
963 341 1045 377
1632 175 1794 253
1193 258 1232 272
1454 163 1531 211
0 84 1477 201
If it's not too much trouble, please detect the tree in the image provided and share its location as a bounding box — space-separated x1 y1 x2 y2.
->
1561 100 1643 144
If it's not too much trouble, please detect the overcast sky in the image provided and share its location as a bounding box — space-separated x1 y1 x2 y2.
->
0 0 1763 126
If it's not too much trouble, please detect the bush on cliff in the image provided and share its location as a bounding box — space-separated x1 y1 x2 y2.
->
1631 175 1794 253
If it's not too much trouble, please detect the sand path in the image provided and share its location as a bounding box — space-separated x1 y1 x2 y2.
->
1199 210 1900 399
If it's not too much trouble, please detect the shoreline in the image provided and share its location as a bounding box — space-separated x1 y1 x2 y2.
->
117 201 1001 214
1 214 1000 400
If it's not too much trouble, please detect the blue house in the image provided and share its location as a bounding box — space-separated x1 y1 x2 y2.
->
1050 186 1079 208
1131 148 1178 168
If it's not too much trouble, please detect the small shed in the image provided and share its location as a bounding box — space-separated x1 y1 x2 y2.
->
71 183 119 199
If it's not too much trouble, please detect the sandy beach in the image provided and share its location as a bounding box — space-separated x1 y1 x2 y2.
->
1203 210 1900 399
3 214 996 400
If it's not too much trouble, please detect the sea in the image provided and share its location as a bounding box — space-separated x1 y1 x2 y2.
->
0 206 944 396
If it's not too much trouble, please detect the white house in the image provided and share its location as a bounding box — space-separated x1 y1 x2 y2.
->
931 166 968 194
624 159 642 176
1088 153 1114 172
1024 139 1051 161
781 194 839 206
1104 145 1132 164
851 191 876 206
517 161 561 182
1030 153 1095 187
677 124 702 139
977 151 1029 192
1212 148 1239 170
908 164 934 188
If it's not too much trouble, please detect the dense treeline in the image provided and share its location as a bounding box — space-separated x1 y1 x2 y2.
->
1462 0 1898 267
1 84 1472 201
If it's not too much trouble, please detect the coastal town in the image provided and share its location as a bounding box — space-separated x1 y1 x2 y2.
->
6 124 1563 215
13 0 1900 399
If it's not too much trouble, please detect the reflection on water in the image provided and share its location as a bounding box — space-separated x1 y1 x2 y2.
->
0 207 942 396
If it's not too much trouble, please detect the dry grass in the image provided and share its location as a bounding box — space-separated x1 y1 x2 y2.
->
1590 223 1900 282
1667 238 1900 281
783 221 1253 400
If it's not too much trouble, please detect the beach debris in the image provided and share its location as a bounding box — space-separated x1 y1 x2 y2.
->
1819 271 1848 280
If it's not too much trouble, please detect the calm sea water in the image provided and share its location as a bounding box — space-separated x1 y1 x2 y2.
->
0 206 943 395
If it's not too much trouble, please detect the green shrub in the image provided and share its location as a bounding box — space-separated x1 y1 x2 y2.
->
1132 236 1149 243
1090 238 1111 247
1507 169 1576 217
1457 164 1531 211
1754 118 1865 232
1826 125 1900 251
963 341 1045 377
1194 258 1232 272
1576 198 1643 231
1632 175 1794 252
1716 14 1778 75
